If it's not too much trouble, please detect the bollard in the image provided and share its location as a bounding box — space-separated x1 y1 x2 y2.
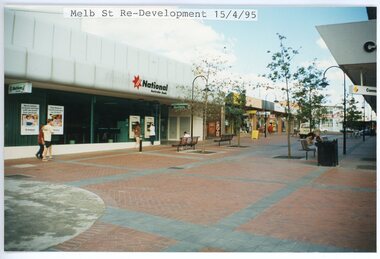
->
139 139 142 152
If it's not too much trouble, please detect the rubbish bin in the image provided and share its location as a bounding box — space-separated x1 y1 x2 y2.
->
317 139 339 166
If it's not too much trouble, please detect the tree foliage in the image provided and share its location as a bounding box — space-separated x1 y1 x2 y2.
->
176 53 231 120
261 33 300 157
225 82 247 132
346 96 363 129
225 79 247 146
292 60 328 130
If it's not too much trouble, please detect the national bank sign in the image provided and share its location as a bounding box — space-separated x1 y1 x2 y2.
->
132 75 168 95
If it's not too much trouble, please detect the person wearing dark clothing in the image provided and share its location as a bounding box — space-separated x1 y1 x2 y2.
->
36 125 44 159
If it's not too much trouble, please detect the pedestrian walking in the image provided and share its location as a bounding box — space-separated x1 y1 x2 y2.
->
268 123 274 134
42 119 54 161
149 123 156 145
133 122 141 148
35 124 44 159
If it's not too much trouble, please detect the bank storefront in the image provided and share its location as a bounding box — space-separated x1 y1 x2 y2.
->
4 8 200 159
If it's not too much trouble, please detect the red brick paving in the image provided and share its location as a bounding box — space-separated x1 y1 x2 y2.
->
4 134 376 252
85 173 284 225
55 221 176 252
5 162 128 183
237 187 376 251
81 153 196 170
182 157 314 183
314 167 376 189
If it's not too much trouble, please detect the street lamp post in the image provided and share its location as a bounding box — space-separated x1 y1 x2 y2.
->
191 75 207 140
202 86 211 152
362 101 366 142
320 66 347 155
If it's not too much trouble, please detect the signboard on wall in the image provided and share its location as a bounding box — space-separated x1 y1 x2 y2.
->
9 82 32 94
216 121 221 137
350 85 376 96
47 105 64 135
132 75 169 95
144 117 155 138
21 103 39 135
129 115 141 139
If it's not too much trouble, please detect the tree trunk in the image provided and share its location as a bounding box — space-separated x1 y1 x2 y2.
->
287 119 291 157
286 77 292 158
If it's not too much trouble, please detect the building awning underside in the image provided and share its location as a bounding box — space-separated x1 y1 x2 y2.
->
317 19 377 113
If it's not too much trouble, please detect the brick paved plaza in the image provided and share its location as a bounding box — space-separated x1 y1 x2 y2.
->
4 134 377 253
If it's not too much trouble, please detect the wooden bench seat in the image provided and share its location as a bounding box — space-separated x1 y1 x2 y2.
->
172 136 199 152
214 134 234 146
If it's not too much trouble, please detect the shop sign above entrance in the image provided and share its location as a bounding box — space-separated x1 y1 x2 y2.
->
351 85 376 96
132 75 168 95
9 82 32 94
363 41 376 53
171 103 189 110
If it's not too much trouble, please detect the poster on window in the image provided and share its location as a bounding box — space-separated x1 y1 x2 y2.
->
47 105 64 135
21 103 39 135
144 117 155 138
129 115 141 139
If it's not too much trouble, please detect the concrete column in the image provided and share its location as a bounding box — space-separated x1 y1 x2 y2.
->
277 116 283 134
220 105 225 135
252 114 258 130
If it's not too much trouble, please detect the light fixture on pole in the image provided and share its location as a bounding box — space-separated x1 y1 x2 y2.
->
320 66 346 155
191 75 207 140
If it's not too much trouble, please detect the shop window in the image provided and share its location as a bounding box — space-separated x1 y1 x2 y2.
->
168 117 178 140
179 117 190 136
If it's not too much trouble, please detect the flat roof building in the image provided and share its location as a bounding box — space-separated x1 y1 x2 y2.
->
4 8 205 159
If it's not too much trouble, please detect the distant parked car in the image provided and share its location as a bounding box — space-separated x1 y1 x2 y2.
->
299 123 315 138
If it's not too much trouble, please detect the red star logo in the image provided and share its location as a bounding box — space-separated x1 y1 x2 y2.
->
133 75 142 89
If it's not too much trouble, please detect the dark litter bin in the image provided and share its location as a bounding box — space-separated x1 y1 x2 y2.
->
317 139 339 166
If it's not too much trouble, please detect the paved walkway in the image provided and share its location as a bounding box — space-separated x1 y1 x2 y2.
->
3 133 377 253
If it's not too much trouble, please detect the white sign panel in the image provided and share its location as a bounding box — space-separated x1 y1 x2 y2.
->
274 103 285 113
21 103 39 135
129 115 141 139
144 117 155 138
351 85 376 96
131 75 169 95
47 105 64 135
9 82 32 94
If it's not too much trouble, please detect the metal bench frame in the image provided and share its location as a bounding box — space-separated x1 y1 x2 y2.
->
300 139 316 160
172 136 199 152
214 134 234 146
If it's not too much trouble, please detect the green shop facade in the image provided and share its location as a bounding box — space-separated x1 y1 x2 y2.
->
4 9 198 159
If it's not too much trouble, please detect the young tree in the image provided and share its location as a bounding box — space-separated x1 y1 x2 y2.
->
225 78 247 146
292 60 328 131
176 52 232 141
262 33 300 157
346 96 362 129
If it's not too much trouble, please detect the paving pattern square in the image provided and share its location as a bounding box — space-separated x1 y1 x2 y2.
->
314 167 376 189
85 173 284 225
5 162 128 183
237 187 376 251
182 157 314 184
81 153 195 169
55 221 176 252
